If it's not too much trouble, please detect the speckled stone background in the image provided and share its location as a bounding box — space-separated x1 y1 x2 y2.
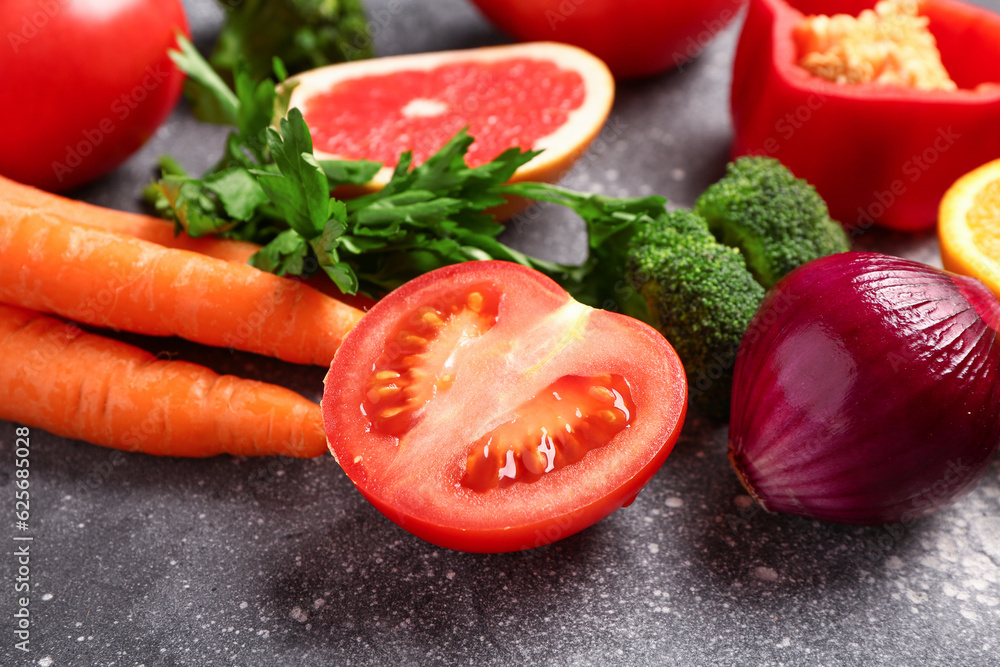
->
3 0 1000 665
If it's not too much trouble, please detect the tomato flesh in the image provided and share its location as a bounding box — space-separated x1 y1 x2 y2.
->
461 374 635 492
322 261 687 552
364 284 500 437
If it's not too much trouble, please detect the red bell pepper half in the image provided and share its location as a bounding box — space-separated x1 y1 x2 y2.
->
731 0 1000 233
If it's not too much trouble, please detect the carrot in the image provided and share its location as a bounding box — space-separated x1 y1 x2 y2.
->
0 174 376 311
0 304 327 457
0 174 259 263
0 202 364 366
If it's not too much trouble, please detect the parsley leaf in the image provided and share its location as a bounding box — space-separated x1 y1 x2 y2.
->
169 34 239 125
253 110 331 238
203 168 270 221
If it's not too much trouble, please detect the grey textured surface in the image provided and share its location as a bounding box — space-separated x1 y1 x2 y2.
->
3 0 1000 665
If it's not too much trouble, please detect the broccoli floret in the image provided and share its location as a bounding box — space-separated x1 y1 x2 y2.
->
695 156 850 289
626 210 765 420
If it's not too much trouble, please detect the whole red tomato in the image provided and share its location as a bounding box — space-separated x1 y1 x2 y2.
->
467 0 746 78
0 0 189 192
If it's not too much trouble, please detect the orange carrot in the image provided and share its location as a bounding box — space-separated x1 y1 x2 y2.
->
0 174 259 263
0 174 376 311
0 304 327 457
0 202 364 366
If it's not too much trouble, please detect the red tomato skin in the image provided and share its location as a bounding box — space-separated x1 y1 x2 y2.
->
467 0 746 79
0 0 189 192
322 261 688 553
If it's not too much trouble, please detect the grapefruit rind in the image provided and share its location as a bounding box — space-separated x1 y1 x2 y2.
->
939 158 1000 300
285 42 615 203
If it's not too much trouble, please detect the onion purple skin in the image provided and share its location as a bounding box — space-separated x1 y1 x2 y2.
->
728 252 1000 525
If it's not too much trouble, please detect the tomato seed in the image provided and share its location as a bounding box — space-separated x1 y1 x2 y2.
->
598 409 618 423
365 285 501 438
588 386 615 403
402 334 428 346
467 292 483 313
422 311 444 327
460 374 635 492
377 385 401 399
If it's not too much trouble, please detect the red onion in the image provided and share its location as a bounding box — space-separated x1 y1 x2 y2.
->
729 252 1000 524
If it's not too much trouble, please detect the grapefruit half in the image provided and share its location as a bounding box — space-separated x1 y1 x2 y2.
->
286 42 615 211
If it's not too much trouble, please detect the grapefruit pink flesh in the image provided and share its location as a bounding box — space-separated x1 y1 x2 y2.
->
303 58 586 167
287 43 615 193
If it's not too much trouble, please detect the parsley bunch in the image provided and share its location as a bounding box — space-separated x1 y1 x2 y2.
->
197 0 371 108
147 37 667 317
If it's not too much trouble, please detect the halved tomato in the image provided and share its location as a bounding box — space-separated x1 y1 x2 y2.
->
322 261 687 552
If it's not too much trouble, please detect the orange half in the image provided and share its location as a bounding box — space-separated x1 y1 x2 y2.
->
939 158 1000 299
